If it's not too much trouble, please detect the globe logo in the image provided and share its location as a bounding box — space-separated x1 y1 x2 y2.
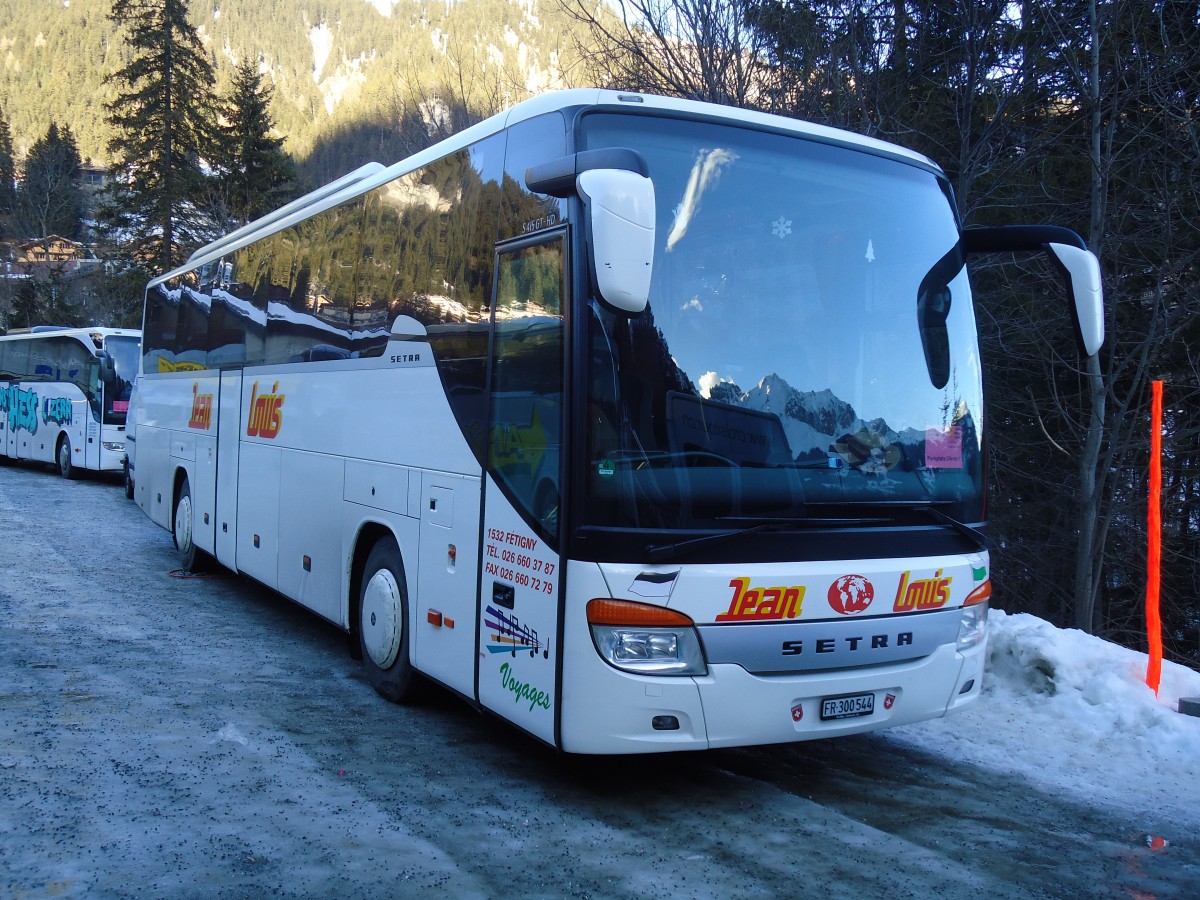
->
827 574 874 615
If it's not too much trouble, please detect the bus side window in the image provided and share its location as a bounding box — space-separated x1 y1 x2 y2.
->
225 246 266 366
364 133 505 459
144 278 182 373
499 113 567 242
178 272 212 370
2 340 30 380
490 237 565 540
266 202 363 365
208 256 247 368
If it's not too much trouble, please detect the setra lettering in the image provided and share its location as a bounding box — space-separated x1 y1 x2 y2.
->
781 631 916 656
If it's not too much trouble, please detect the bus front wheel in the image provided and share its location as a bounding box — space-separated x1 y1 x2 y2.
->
358 536 414 703
57 436 80 480
173 476 207 571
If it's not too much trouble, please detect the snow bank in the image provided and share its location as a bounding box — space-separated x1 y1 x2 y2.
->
892 610 1200 825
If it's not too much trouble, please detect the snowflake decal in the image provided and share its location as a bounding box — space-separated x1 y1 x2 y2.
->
772 216 793 239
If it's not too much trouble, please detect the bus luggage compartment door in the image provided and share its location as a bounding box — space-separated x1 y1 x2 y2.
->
215 370 242 568
413 473 480 697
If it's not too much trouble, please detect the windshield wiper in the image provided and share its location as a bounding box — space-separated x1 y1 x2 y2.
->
804 501 992 552
915 504 993 552
644 515 890 562
645 522 780 562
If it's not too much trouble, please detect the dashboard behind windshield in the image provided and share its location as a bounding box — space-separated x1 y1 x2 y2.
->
578 113 985 535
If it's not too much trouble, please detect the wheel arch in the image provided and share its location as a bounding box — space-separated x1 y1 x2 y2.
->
347 520 406 661
172 464 191 524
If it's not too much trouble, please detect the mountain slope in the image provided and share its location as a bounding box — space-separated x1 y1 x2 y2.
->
0 0 594 179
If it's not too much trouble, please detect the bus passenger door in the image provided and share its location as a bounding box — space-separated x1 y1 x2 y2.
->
215 370 242 568
476 234 567 747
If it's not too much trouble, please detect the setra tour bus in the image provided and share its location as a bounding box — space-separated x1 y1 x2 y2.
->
132 89 1103 753
1 326 140 478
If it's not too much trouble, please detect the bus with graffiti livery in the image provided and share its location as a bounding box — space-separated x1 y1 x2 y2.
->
0 326 140 478
132 90 1103 753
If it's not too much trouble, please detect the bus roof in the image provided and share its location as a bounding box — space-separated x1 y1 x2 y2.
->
0 327 141 350
152 89 943 289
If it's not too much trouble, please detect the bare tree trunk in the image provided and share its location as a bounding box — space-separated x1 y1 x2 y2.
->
1073 0 1107 633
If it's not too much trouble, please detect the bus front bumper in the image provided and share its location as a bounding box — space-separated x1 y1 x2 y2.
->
559 636 985 754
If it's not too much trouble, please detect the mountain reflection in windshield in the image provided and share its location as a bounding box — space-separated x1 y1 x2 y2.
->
580 112 985 529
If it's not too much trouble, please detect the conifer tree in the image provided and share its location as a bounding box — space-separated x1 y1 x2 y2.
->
101 0 216 270
0 105 15 219
15 122 85 241
215 57 295 225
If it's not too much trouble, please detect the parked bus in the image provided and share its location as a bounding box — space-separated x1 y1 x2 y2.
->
133 89 1103 753
1 326 140 478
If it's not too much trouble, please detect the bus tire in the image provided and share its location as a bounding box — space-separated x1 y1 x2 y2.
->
123 459 134 500
358 536 414 703
173 476 208 571
57 436 80 480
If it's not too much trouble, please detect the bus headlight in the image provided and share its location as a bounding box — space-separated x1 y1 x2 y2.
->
103 441 125 452
587 598 707 676
956 580 991 651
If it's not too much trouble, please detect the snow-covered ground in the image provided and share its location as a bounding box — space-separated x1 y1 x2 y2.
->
896 610 1200 838
2 467 1198 897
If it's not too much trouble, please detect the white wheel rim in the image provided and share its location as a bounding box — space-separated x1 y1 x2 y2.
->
59 443 69 471
175 494 193 555
362 568 402 669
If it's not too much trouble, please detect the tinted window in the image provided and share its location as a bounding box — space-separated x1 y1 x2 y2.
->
490 237 565 541
360 134 506 458
262 199 365 365
499 113 568 241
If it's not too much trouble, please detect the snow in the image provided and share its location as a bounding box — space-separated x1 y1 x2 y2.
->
894 609 1200 832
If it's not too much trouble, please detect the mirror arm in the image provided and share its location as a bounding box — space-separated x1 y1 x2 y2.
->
525 149 649 198
963 225 1104 358
962 225 1087 254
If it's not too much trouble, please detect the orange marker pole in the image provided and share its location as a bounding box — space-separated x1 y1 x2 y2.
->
1145 380 1163 696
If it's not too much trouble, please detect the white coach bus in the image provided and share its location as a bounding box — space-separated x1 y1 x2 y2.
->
133 89 1103 753
1 326 140 477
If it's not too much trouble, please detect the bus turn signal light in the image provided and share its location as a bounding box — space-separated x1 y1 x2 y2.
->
964 580 992 606
587 598 694 627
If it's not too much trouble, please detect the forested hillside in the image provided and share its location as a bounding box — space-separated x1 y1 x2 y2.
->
0 0 589 182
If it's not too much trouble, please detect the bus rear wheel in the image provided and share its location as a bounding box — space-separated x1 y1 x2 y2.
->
358 536 414 703
173 476 207 571
57 436 80 480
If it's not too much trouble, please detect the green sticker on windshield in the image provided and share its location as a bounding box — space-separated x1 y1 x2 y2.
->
597 458 615 478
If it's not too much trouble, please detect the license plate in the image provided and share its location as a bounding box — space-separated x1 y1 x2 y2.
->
820 692 875 721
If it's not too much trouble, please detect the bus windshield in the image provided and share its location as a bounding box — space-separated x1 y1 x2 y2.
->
104 335 140 425
579 113 985 533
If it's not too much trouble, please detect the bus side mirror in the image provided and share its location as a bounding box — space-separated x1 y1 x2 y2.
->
98 351 116 385
964 225 1105 358
526 148 655 316
577 168 655 315
1047 243 1104 358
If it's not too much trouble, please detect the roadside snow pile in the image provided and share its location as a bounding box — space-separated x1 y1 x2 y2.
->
892 609 1200 823
986 611 1200 744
